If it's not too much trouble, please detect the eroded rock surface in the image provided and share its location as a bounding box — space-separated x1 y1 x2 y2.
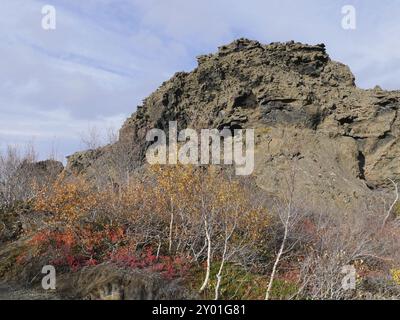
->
66 38 400 210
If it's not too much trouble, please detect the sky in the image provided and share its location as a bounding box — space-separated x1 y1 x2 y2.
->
1 0 400 161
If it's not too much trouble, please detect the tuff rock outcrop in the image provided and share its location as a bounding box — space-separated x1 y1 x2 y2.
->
66 38 400 210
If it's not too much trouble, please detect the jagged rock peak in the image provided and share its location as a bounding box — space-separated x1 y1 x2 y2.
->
66 39 400 211
193 38 354 85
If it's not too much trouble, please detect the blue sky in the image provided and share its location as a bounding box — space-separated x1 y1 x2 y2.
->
1 0 400 161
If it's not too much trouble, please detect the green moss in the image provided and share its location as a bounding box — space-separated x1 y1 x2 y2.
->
268 278 299 300
185 262 301 300
187 263 268 300
394 202 400 218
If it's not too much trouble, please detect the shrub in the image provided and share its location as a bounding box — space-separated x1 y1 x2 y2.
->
21 164 269 297
33 177 99 226
391 269 400 286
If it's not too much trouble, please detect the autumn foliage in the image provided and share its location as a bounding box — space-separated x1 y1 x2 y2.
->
19 165 269 291
3 160 400 299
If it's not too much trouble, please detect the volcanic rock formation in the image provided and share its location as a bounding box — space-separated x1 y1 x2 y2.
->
66 38 400 210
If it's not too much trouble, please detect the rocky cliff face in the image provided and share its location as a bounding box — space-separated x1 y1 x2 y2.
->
66 38 400 210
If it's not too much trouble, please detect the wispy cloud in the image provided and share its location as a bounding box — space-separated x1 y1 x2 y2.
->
1 0 399 160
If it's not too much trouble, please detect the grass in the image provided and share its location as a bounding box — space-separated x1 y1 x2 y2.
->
186 263 268 300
